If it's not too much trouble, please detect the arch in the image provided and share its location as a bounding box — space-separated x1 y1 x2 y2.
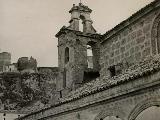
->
94 107 125 120
65 47 69 64
135 106 160 120
151 13 160 55
78 14 86 32
128 98 160 120
86 41 100 70
87 44 93 68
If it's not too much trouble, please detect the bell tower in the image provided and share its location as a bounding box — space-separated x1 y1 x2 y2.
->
68 3 96 33
55 3 100 98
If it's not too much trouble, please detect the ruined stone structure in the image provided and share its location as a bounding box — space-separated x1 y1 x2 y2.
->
18 0 160 120
17 57 37 73
0 52 11 72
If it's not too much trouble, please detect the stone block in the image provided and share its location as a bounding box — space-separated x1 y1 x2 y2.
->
130 47 135 55
137 29 143 37
136 36 145 44
142 47 151 58
120 46 126 53
109 59 114 65
135 46 140 52
115 50 120 56
143 24 151 33
110 52 115 58
135 52 141 61
125 51 130 57
131 31 137 40
121 38 126 45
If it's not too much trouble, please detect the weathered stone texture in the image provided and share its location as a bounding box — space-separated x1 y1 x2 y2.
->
17 1 160 120
18 57 160 120
100 9 160 78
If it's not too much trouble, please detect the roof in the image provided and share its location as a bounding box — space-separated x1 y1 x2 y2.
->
69 3 92 13
55 26 102 39
18 55 160 119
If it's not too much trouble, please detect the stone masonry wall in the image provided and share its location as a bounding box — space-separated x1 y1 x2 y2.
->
17 58 160 120
100 8 160 78
57 31 100 93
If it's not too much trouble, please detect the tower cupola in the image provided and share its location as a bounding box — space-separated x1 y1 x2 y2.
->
68 3 96 33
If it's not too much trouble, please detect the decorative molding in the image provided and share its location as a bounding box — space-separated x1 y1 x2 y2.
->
151 13 160 55
128 97 160 120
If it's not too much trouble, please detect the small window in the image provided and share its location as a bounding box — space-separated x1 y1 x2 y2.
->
60 91 62 98
65 47 69 63
87 45 93 68
108 65 116 77
108 63 123 77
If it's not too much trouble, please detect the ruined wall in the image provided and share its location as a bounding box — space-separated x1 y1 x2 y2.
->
17 57 37 73
0 52 11 72
100 6 160 78
0 67 58 112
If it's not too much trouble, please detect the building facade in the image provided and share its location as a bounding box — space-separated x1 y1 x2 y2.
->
18 0 160 120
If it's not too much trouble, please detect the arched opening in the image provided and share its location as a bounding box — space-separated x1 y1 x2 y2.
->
65 47 69 64
151 14 160 55
79 19 83 32
87 45 93 68
79 15 85 32
135 106 160 120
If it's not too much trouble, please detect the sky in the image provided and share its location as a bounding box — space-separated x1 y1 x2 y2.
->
0 0 154 67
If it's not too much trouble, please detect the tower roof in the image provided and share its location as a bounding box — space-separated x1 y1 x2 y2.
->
69 3 92 13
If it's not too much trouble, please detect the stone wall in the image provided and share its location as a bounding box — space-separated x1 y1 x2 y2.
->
17 1 160 120
17 57 37 73
100 4 160 78
56 30 101 94
17 56 160 120
0 68 58 112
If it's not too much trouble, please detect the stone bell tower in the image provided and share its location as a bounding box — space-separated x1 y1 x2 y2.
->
68 3 96 33
55 3 100 97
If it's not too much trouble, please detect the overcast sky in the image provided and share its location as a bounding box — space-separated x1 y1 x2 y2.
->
0 0 154 67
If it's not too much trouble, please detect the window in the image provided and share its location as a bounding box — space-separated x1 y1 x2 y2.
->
87 45 93 68
79 15 85 32
65 47 69 63
108 63 123 77
108 65 116 77
60 91 62 98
